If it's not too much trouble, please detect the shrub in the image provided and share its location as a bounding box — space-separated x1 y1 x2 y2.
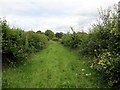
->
61 33 82 49
45 30 55 39
1 18 48 65
55 32 63 39
80 4 120 88
92 52 120 88
52 37 59 41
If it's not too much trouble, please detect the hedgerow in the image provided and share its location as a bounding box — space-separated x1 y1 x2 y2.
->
1 18 48 64
81 4 120 88
61 32 84 49
61 3 120 88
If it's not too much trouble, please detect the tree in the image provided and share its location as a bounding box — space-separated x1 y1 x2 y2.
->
36 30 41 33
55 32 63 38
45 30 54 39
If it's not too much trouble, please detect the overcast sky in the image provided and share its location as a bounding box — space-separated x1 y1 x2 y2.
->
0 0 119 33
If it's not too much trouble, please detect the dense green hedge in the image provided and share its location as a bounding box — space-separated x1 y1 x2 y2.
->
61 32 86 48
88 7 120 88
52 37 59 41
61 4 120 88
1 19 48 64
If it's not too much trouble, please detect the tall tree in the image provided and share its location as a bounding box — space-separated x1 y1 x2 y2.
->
55 32 63 38
45 30 54 39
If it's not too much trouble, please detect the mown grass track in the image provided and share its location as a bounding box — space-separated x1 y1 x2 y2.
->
2 41 107 88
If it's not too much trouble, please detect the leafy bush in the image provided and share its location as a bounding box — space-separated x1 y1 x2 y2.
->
79 32 100 56
55 32 63 39
80 4 120 88
52 37 59 41
92 52 120 88
61 33 82 49
45 30 55 39
1 18 48 64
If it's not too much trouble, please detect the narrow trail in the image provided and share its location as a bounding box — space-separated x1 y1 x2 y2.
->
3 41 106 88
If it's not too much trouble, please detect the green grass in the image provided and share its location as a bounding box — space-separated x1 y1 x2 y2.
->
2 41 107 88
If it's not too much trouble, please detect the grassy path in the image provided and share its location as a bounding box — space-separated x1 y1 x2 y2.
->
3 41 107 88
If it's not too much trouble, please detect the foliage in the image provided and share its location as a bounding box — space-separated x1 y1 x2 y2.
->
61 29 84 48
36 30 45 34
45 30 55 39
60 3 120 88
55 32 63 39
92 52 120 88
1 18 48 64
52 37 59 41
80 4 120 88
1 2 120 88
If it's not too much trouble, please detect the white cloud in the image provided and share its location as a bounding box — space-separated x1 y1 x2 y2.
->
0 0 119 33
